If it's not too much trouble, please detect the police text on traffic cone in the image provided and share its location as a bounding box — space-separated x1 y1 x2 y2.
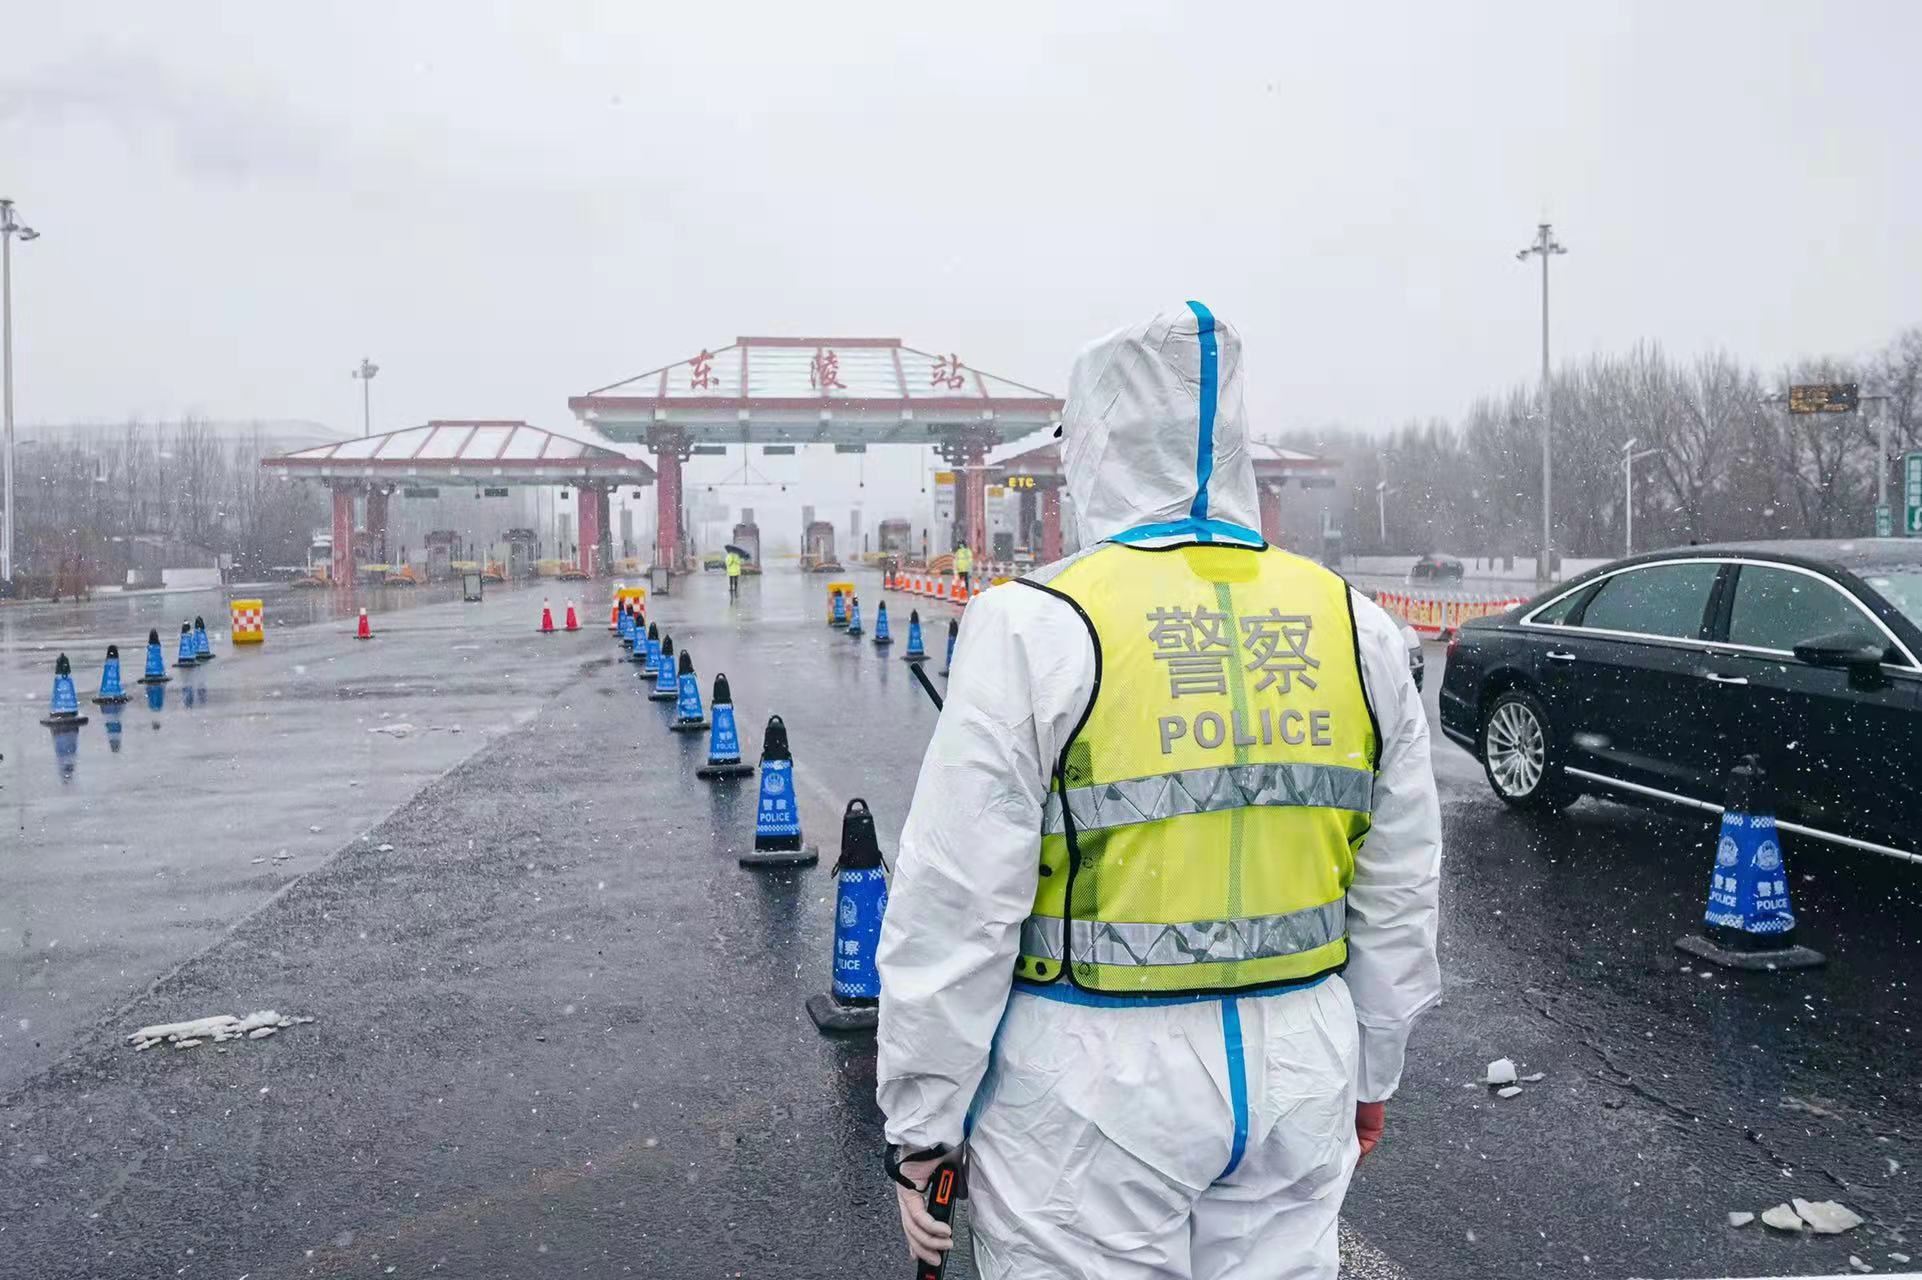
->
139 628 171 684
872 601 893 646
670 649 709 732
830 589 848 628
94 644 130 705
193 615 215 662
41 653 90 728
902 609 927 663
174 622 198 667
696 673 755 779
739 714 819 868
806 798 888 1032
938 617 958 676
845 596 863 638
649 635 679 701
1676 756 1825 971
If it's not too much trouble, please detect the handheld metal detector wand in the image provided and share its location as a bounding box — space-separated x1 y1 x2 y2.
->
915 1153 963 1280
908 660 944 711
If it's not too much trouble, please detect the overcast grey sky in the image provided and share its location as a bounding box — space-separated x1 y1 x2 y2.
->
4 0 1917 456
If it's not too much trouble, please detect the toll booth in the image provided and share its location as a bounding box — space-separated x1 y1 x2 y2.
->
802 521 840 573
991 531 1015 562
877 518 913 560
504 528 539 580
730 521 762 573
424 530 459 581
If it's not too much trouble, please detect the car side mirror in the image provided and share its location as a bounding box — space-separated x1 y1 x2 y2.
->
1791 631 1889 688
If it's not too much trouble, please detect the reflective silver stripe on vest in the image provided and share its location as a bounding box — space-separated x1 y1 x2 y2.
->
1042 762 1373 837
1021 898 1346 968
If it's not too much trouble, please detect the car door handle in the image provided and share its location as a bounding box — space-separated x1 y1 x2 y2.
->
1705 672 1748 685
1545 650 1577 663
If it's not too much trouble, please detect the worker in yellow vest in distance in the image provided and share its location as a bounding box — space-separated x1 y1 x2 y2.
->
952 542 974 597
725 549 742 599
877 303 1442 1279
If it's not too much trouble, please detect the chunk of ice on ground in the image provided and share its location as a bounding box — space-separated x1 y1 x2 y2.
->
1727 1211 1754 1227
1761 1204 1805 1231
1496 1085 1522 1099
1482 1058 1517 1086
1793 1199 1864 1234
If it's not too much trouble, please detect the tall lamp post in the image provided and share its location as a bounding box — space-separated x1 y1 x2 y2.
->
1516 222 1568 583
351 357 380 437
1622 438 1661 557
1 198 40 586
1374 478 1391 546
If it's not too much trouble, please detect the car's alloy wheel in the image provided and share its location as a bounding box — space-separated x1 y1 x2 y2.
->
1485 700 1546 798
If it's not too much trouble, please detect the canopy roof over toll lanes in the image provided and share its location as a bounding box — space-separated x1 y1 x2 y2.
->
568 336 1065 447
262 420 656 487
994 436 1339 485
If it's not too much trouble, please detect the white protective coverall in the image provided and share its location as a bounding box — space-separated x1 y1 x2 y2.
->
876 303 1442 1279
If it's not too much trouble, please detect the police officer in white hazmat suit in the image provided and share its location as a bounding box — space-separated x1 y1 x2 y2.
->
877 303 1442 1279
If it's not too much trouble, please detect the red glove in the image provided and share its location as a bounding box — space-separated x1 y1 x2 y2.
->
1355 1101 1386 1160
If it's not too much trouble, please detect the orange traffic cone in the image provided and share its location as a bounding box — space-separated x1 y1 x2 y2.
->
564 601 581 632
355 608 372 640
540 599 556 634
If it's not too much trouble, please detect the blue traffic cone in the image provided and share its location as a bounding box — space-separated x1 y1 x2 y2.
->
939 617 958 676
806 798 889 1032
872 601 893 647
40 653 90 728
193 615 215 662
830 590 848 629
139 628 171 684
93 645 129 705
696 674 755 779
643 622 662 672
629 615 650 664
174 622 197 668
649 635 679 702
1677 756 1824 970
670 650 709 732
846 597 863 638
618 604 635 646
902 610 928 663
739 714 819 868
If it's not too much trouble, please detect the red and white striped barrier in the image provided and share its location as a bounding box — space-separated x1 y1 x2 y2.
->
1374 589 1526 638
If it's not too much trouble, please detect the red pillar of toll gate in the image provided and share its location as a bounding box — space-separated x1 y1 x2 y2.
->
577 482 609 578
330 487 355 587
1040 487 1064 563
650 428 687 574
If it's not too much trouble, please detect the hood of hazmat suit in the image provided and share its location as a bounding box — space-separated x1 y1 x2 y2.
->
877 303 1441 1280
1059 302 1262 547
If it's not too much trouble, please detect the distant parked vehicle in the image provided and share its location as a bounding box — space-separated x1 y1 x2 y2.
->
1439 540 1922 863
1408 553 1465 583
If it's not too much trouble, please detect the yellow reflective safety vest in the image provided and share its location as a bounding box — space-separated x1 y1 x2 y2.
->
1016 542 1379 996
726 552 742 578
954 545 974 574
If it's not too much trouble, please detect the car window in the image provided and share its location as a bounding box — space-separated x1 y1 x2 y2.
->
1726 565 1873 651
1573 562 1720 639
1861 568 1922 631
1528 586 1589 625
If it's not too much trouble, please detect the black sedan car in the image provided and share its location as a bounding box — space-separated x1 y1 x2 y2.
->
1440 540 1922 864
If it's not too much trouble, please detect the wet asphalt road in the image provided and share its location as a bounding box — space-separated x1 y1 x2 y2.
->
2 570 1918 1280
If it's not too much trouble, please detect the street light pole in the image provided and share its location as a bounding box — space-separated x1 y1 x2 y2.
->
1 198 41 586
1622 437 1660 557
1517 222 1568 583
352 357 380 438
1375 479 1388 545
